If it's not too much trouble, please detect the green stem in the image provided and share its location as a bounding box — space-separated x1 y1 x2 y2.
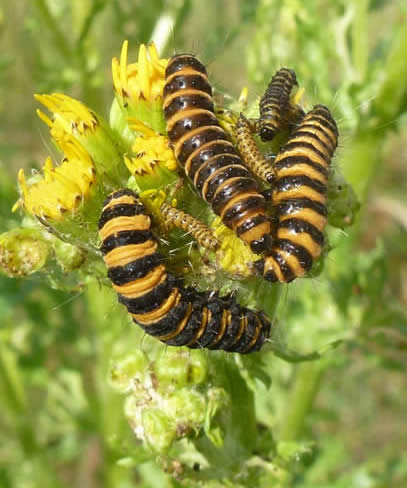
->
351 0 369 83
0 345 37 453
279 361 327 442
373 18 407 124
34 0 72 60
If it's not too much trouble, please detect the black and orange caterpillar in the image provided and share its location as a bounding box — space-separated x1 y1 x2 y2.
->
254 105 338 282
98 189 271 353
163 54 272 254
258 67 304 142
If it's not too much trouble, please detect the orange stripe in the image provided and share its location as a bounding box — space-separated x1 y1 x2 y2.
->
99 215 150 241
113 265 166 298
104 241 156 268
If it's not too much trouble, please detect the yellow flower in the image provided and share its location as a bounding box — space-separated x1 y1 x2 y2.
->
112 41 168 104
35 93 99 138
15 137 96 221
124 120 177 175
212 218 257 277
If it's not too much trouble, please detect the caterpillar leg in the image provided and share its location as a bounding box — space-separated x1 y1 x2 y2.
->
253 105 338 282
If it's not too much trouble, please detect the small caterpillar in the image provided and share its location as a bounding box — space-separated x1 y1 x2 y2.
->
98 189 271 353
254 105 338 282
235 113 275 185
259 67 301 142
160 202 219 250
163 54 272 254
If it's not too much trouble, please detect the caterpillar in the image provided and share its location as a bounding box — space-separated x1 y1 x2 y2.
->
160 202 219 250
235 113 275 185
254 105 338 282
98 189 271 353
163 54 272 254
259 67 302 142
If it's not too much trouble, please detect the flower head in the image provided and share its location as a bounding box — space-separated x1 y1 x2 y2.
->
15 137 96 221
124 120 177 176
212 218 257 276
112 41 168 104
35 93 127 185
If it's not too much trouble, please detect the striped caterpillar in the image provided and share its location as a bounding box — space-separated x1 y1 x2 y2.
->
160 202 219 250
163 54 272 254
163 53 338 283
98 189 271 353
254 105 338 282
258 67 305 142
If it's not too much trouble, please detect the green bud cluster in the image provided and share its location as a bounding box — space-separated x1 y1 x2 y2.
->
109 349 231 455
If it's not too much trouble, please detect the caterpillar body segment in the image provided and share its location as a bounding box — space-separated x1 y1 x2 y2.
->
163 54 272 254
254 105 338 282
160 202 219 250
259 67 301 142
235 113 275 185
99 189 271 353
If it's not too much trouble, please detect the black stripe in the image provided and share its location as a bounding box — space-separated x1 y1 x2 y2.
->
164 93 214 119
98 203 146 230
177 128 228 166
279 140 331 164
267 249 296 282
279 218 324 246
274 174 327 195
100 230 152 255
274 197 328 218
222 195 266 228
194 154 242 192
212 178 259 215
187 141 238 180
165 55 208 77
275 238 313 272
291 130 332 155
136 299 190 338
204 164 250 202
163 73 212 98
102 189 138 207
226 310 258 353
168 111 218 142
273 155 329 179
236 214 268 236
107 253 161 286
118 277 175 314
296 122 337 149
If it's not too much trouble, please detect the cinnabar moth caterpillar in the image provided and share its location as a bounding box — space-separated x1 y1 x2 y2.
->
99 189 271 353
235 113 275 185
259 67 302 142
163 54 271 254
160 202 219 250
254 105 338 282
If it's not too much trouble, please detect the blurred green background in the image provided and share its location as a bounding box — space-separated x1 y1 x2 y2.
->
1 0 407 487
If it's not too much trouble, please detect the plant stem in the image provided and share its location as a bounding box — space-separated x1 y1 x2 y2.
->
279 360 327 442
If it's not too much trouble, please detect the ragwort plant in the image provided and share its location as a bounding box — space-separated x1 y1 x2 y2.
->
0 37 357 486
1 1 407 487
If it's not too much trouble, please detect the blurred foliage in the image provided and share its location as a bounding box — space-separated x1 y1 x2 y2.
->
1 0 407 487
